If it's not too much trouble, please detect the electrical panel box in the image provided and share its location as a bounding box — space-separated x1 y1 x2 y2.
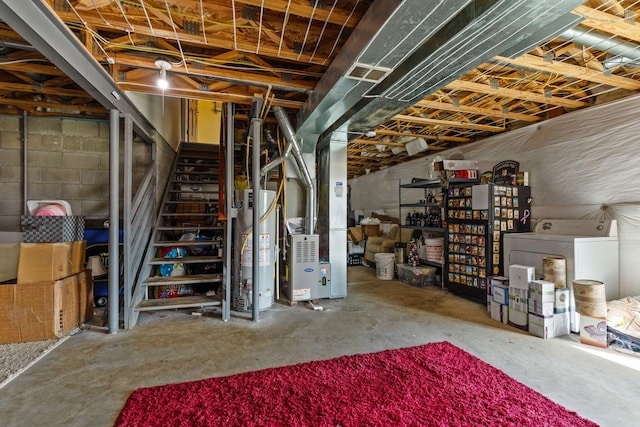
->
317 261 331 299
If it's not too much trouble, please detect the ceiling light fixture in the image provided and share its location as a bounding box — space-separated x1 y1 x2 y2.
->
154 59 172 90
365 130 377 138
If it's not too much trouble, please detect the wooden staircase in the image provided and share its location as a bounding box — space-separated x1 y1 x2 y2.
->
134 142 226 314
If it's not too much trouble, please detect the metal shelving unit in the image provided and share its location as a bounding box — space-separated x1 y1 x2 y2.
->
398 179 445 287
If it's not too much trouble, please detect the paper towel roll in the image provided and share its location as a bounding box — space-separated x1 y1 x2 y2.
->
572 279 607 318
543 256 566 289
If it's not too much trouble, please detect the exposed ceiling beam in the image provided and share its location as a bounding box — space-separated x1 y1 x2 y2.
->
573 5 640 42
372 129 472 143
0 0 157 138
446 80 589 108
0 97 107 113
101 52 315 92
116 82 303 108
416 99 542 122
391 114 506 132
494 54 640 90
53 9 332 65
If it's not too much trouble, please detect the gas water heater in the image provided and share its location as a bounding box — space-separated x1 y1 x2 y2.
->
233 189 276 311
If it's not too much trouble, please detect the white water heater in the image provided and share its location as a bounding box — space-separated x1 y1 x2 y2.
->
233 189 276 311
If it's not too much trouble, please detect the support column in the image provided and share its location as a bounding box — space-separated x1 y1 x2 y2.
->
109 109 120 333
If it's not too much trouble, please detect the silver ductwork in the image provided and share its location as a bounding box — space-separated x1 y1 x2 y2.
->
273 106 316 234
558 27 640 68
296 0 585 141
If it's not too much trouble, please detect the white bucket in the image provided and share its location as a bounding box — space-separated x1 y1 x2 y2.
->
375 253 395 280
426 237 444 262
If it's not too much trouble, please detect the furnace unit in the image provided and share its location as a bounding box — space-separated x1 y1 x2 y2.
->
286 234 319 302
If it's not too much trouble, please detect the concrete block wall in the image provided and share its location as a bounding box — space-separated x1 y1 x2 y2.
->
0 115 153 231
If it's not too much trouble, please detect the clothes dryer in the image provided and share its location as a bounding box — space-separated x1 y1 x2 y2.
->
503 219 619 332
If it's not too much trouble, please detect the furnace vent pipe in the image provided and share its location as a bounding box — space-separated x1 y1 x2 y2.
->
260 129 293 177
272 106 316 234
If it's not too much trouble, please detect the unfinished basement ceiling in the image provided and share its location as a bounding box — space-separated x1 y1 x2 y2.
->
0 1 639 178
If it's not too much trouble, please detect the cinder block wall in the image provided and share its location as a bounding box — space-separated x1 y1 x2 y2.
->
0 115 154 231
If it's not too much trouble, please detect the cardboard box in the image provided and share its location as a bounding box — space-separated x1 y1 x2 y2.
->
554 288 570 313
0 242 20 283
0 274 81 344
348 241 365 255
488 276 508 311
17 242 73 283
508 287 528 312
579 315 608 348
434 159 479 171
78 270 94 324
71 240 87 275
529 313 555 339
491 300 508 324
554 311 570 337
21 215 85 243
508 307 528 331
529 280 555 316
509 264 535 289
492 283 509 305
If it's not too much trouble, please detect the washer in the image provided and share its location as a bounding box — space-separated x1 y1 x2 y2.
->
503 219 619 332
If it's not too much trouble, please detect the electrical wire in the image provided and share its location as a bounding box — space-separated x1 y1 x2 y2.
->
277 0 292 57
138 0 156 36
255 0 265 54
296 0 319 61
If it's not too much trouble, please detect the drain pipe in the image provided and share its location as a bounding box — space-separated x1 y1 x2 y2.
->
272 106 316 234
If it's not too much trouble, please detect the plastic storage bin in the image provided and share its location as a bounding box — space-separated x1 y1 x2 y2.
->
396 264 436 287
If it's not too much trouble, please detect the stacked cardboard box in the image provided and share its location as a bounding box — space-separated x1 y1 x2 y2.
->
489 276 509 324
528 280 555 338
508 265 534 331
0 240 92 344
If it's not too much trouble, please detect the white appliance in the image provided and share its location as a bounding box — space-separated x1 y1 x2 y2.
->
286 234 319 302
503 219 619 332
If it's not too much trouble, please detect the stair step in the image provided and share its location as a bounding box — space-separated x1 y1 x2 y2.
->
162 212 216 217
157 225 223 231
152 240 223 247
171 180 218 185
143 274 222 286
175 171 218 176
148 256 223 265
169 189 219 194
135 295 221 312
165 200 216 205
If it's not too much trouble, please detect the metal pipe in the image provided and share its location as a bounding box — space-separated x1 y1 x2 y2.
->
260 139 293 177
223 102 234 321
251 116 263 322
109 109 120 333
559 27 640 67
22 111 27 215
273 106 316 234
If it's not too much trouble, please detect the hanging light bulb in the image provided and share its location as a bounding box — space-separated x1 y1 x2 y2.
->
154 59 172 90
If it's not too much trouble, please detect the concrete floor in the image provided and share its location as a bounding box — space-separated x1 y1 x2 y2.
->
1 265 639 426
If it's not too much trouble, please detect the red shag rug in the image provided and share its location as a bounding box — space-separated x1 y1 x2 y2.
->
115 342 596 427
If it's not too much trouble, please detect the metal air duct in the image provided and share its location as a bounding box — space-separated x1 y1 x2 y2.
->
273 106 316 234
295 0 585 142
558 27 640 68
